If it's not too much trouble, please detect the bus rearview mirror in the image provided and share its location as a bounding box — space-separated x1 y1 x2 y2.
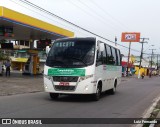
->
46 46 50 56
98 43 104 52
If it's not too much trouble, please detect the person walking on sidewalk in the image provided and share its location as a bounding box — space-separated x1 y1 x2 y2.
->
5 60 11 77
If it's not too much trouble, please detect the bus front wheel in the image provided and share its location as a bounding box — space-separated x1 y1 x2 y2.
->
93 84 101 101
50 93 59 99
110 81 117 95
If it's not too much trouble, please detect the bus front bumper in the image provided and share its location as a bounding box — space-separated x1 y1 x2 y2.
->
44 77 96 94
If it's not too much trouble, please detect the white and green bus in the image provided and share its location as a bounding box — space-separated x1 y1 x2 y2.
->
44 37 122 101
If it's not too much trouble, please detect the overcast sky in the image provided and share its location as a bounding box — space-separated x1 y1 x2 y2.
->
1 0 160 57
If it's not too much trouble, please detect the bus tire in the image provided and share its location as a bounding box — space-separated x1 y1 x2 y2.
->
110 80 117 95
50 93 59 99
93 84 102 101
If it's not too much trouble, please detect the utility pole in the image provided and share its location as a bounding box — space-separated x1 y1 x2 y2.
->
126 42 131 76
138 38 149 78
115 36 117 46
157 54 159 70
149 49 156 68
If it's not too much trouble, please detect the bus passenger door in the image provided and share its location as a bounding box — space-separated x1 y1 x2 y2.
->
95 43 108 91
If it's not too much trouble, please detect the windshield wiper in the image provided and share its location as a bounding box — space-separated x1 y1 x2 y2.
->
66 56 87 66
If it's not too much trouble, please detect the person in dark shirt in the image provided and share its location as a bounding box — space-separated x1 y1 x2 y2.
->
5 60 11 77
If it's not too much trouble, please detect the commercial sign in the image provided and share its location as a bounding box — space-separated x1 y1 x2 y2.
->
121 32 140 42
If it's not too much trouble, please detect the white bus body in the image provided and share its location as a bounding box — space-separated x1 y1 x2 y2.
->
44 37 122 100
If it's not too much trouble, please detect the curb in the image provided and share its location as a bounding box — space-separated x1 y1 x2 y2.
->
133 95 160 127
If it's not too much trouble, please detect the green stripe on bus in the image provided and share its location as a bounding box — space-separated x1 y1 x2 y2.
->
48 68 86 76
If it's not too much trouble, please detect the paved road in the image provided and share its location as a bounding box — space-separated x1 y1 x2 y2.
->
0 76 160 127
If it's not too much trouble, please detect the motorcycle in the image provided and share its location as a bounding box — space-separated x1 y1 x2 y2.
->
141 72 145 79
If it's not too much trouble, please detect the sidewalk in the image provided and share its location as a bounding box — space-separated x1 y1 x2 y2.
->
122 74 159 81
0 71 44 96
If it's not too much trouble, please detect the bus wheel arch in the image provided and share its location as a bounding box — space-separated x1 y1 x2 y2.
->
110 79 117 95
93 80 102 101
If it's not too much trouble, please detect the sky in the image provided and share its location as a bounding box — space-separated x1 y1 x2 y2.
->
1 0 160 57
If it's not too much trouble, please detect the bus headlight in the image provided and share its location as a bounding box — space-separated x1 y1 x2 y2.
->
44 84 48 89
44 74 52 80
79 74 93 82
85 85 89 91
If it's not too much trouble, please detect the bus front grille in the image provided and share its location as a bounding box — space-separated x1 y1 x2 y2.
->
54 85 75 91
52 76 78 82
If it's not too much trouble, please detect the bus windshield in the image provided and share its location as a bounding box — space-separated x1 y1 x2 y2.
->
46 38 96 68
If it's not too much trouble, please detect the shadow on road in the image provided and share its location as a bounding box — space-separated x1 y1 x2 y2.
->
46 91 115 103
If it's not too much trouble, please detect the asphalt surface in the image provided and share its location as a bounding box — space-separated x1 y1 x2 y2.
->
0 76 160 127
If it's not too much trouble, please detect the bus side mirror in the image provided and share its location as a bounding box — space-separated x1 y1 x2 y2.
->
46 46 50 56
98 42 104 52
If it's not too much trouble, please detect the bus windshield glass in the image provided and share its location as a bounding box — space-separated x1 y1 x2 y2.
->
46 39 95 68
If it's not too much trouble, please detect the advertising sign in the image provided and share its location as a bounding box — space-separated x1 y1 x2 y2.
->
121 32 140 42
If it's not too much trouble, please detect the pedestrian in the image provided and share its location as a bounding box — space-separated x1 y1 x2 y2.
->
148 69 152 78
5 60 11 77
141 72 145 79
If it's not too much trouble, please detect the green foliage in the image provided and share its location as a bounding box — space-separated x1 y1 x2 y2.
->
0 50 9 60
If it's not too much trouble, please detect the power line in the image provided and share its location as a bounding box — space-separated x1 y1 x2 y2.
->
91 0 131 31
17 0 152 54
76 0 125 32
9 0 89 37
67 0 117 35
18 0 115 43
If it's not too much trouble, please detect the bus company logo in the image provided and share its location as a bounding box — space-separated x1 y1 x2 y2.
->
58 69 74 72
2 119 11 124
125 34 136 40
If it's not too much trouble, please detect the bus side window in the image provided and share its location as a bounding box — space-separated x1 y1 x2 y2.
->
96 43 106 66
111 47 117 65
106 45 114 65
116 49 121 66
96 50 103 66
102 44 107 64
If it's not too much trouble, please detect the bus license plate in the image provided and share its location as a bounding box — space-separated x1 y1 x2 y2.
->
59 82 69 86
